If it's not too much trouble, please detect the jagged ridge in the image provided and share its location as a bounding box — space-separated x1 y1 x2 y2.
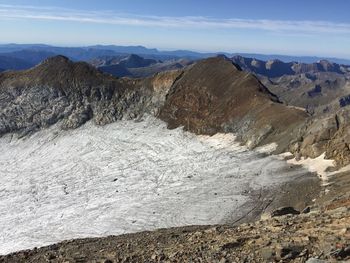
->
0 55 181 136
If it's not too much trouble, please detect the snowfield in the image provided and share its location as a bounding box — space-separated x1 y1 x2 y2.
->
0 116 309 254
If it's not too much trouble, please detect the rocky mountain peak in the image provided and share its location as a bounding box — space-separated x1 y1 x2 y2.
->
159 56 306 150
318 59 332 65
14 55 112 88
118 54 158 68
40 55 71 66
265 59 285 69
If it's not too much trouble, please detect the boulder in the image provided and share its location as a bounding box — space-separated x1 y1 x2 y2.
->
271 207 300 217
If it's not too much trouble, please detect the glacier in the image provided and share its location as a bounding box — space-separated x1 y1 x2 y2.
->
0 116 310 254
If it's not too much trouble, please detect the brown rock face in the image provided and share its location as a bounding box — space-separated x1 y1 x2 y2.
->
159 57 308 149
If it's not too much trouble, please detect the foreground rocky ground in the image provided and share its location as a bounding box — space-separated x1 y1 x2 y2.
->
1 171 349 263
1 198 349 263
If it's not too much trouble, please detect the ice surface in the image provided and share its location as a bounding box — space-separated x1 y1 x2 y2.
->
0 116 309 254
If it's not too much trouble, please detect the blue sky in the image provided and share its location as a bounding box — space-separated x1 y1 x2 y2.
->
1 0 350 58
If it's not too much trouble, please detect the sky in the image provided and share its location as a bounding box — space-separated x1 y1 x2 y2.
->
1 0 350 58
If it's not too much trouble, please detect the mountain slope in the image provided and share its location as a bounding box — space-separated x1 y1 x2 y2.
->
127 59 193 78
118 54 159 68
159 57 308 149
96 54 158 77
98 64 132 77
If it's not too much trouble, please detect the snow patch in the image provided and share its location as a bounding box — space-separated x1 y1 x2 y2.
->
279 152 350 185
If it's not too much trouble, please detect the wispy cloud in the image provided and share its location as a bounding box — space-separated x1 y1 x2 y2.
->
1 4 350 35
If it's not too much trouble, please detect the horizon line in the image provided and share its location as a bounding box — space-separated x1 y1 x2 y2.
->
1 42 350 61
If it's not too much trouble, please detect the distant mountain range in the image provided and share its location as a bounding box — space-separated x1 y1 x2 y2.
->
91 54 193 78
1 44 350 65
1 45 350 115
1 43 350 117
231 55 350 78
0 55 33 70
227 55 350 116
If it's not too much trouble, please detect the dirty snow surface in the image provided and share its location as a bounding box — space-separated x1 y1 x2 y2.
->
0 116 307 254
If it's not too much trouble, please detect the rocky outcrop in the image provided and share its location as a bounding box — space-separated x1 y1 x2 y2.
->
291 108 350 166
270 206 300 217
265 59 295 77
